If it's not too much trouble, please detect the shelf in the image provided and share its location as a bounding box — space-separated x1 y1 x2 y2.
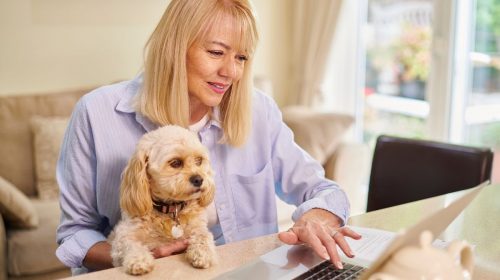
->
366 93 500 125
365 94 429 118
466 93 500 124
465 104 500 124
470 52 500 69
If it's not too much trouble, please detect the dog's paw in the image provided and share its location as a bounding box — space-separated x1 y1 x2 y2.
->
123 253 155 275
185 243 217 269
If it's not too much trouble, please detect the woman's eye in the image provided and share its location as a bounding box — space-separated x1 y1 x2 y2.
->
237 55 248 62
169 158 183 168
208 50 223 56
195 157 203 166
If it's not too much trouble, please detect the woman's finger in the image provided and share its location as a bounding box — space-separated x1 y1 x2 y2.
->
151 239 189 258
278 228 300 244
279 224 363 270
340 227 362 240
293 225 330 261
333 227 362 258
316 227 343 269
331 231 355 258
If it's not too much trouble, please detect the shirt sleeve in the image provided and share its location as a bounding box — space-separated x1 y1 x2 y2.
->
55 97 108 268
264 97 351 225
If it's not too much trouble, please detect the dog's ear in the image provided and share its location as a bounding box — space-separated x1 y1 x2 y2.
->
199 176 215 207
120 149 152 217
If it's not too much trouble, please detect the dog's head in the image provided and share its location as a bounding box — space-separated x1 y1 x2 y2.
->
120 125 215 218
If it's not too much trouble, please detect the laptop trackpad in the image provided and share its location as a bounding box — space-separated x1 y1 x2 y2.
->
216 244 324 279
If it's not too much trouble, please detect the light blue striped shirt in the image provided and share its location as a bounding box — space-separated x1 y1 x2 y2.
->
55 75 350 270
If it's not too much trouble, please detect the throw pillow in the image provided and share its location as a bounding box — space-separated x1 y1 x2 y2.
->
0 176 38 228
30 116 69 200
282 106 354 165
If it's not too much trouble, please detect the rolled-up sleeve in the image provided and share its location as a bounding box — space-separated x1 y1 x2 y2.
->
292 189 350 225
56 229 107 268
56 97 107 268
265 98 350 225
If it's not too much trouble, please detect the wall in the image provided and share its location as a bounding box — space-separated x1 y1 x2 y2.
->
0 0 291 106
322 1 360 116
252 0 292 106
0 0 165 95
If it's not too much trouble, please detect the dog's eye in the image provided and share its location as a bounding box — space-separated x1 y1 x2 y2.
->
195 157 203 166
169 158 183 168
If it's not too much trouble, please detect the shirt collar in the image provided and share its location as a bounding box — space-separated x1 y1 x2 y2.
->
115 73 142 114
115 73 158 132
209 106 222 129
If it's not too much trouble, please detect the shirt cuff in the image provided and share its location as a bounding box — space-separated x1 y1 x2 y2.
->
56 229 107 268
292 189 351 226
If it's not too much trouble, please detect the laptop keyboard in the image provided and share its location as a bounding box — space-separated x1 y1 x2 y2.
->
293 261 365 280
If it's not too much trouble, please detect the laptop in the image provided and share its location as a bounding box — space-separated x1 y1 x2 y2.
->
215 181 488 280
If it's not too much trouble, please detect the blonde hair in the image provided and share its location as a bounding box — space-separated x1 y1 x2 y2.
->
138 0 259 147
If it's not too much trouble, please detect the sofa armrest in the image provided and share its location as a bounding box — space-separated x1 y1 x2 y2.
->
0 214 7 280
323 142 371 215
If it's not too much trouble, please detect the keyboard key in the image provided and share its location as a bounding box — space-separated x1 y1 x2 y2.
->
293 261 366 280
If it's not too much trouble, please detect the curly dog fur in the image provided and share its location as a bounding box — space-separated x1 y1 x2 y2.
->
109 125 217 275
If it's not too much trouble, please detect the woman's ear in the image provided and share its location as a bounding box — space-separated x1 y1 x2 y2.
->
120 150 152 217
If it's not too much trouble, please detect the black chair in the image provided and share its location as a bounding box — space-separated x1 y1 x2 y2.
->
367 135 493 211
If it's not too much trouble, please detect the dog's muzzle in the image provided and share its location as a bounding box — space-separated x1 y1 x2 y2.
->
189 174 203 187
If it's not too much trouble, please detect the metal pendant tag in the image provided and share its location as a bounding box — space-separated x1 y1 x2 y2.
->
171 225 184 239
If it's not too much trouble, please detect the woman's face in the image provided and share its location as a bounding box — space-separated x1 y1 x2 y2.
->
186 15 248 121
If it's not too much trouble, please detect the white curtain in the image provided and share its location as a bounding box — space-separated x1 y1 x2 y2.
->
290 0 343 106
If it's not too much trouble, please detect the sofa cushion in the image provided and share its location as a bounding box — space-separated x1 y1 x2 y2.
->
31 116 69 200
0 176 38 229
7 199 64 276
282 106 354 165
0 88 90 196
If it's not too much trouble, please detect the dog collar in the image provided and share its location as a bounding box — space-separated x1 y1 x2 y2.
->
152 199 186 239
152 199 186 215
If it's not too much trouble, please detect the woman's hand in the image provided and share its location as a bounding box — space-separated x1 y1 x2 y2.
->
278 208 362 269
151 239 189 258
83 239 188 271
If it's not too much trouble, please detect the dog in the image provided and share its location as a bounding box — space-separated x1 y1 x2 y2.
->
109 125 217 275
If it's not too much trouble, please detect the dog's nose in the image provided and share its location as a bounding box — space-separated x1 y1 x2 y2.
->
189 175 203 187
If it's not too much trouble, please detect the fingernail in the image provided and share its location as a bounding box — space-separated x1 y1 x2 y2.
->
322 252 330 260
336 261 343 269
349 250 355 257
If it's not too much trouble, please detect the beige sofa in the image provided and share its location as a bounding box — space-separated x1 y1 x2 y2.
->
0 88 90 280
0 84 368 280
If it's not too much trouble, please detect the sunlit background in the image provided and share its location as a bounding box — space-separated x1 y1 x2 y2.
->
2 2 500 279
1 0 499 213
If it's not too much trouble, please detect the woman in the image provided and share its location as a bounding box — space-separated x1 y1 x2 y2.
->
56 0 360 274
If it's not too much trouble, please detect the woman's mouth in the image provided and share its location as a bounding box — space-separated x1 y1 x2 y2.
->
207 82 228 94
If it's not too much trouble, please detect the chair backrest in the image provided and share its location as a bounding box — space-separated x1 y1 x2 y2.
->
367 135 493 212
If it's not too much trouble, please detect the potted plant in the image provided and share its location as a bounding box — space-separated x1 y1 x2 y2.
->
392 24 432 100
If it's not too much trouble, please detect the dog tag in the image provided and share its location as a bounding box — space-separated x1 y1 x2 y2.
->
171 225 184 239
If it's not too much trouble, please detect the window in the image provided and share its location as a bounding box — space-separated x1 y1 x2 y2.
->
362 0 433 146
326 0 500 152
463 0 500 151
323 0 500 207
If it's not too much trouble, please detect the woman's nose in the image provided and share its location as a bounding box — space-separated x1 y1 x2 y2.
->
219 58 239 79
